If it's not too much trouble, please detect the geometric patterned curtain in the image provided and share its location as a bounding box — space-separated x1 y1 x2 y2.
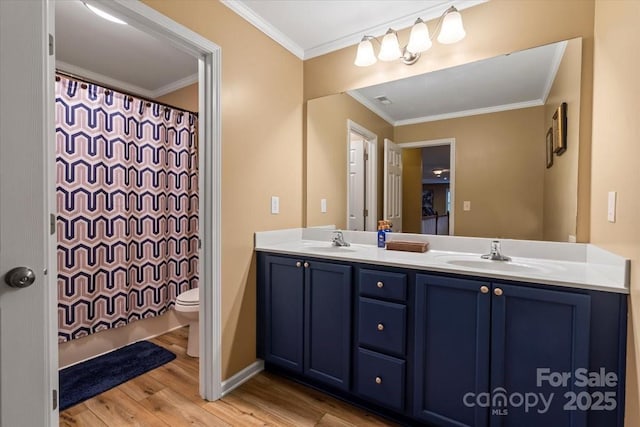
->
55 75 199 342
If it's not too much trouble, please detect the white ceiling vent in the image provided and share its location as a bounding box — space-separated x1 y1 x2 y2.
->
375 95 392 105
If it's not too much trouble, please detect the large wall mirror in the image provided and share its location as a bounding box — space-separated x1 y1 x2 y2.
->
306 37 582 242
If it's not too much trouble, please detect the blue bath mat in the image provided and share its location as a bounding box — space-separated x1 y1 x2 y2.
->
59 340 176 411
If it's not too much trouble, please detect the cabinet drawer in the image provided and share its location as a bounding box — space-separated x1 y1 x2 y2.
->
356 348 405 412
358 297 406 357
359 269 407 302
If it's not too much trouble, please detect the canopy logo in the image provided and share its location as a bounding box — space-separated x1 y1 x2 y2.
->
463 368 619 416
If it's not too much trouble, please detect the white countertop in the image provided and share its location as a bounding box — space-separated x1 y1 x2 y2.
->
255 228 630 294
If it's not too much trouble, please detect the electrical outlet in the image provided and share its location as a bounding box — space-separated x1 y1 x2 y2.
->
271 196 280 214
320 198 327 213
607 191 616 222
463 201 471 211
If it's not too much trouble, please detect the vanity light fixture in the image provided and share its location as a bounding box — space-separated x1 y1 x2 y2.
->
84 2 128 25
354 6 466 67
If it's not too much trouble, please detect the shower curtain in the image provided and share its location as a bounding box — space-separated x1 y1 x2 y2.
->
55 75 199 342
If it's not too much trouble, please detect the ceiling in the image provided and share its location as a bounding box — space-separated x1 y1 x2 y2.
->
422 145 451 184
54 0 486 100
348 40 567 125
55 0 197 99
221 0 486 59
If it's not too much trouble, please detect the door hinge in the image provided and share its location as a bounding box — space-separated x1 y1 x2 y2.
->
52 389 58 410
50 213 56 235
48 34 54 56
363 209 368 217
364 151 369 161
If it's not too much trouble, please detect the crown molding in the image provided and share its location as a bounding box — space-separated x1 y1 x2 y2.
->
221 0 487 60
346 90 395 125
541 40 568 104
393 100 544 126
55 60 156 98
151 73 199 98
220 0 305 59
55 60 197 100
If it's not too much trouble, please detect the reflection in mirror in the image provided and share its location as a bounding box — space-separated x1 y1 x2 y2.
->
306 38 582 242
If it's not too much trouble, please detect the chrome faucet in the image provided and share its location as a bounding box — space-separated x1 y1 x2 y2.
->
331 230 351 247
481 240 511 261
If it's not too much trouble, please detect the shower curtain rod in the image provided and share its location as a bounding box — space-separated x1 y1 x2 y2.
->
55 70 198 116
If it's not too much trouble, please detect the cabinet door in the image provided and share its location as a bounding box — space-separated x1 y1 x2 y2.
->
415 274 491 427
304 260 353 390
264 255 304 372
490 283 590 427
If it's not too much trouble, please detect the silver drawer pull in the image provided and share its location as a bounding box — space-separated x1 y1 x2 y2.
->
377 323 384 331
376 281 384 288
375 376 382 384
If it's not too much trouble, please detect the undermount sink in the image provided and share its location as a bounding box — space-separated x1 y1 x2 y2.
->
445 259 548 274
434 254 560 275
304 245 357 253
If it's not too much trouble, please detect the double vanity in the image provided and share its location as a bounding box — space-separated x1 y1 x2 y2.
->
255 228 628 427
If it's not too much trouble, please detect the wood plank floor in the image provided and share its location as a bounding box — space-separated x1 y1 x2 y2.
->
60 328 397 426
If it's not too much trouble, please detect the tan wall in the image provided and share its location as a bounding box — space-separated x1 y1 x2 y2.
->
144 0 303 380
306 93 393 229
402 148 422 233
543 38 582 242
395 107 545 240
303 0 594 243
58 312 186 368
156 83 198 112
591 1 640 423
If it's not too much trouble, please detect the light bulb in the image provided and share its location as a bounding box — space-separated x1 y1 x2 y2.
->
437 8 465 44
378 29 402 61
407 19 432 53
354 38 377 67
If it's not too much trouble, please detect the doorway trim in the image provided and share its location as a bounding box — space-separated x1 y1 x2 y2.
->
54 0 223 401
398 138 455 236
346 120 377 231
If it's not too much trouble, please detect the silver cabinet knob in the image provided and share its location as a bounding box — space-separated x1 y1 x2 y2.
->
375 376 382 384
494 288 503 296
480 286 489 294
377 281 384 288
377 323 384 331
4 267 36 288
296 261 302 268
303 262 309 268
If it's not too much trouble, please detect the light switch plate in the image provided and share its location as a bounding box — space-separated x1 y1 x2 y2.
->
607 191 616 222
320 198 327 213
463 201 471 211
271 196 279 214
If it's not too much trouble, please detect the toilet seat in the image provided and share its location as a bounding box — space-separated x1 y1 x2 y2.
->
176 288 199 312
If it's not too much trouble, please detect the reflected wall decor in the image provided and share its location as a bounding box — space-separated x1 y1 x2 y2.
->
553 102 568 155
546 127 554 168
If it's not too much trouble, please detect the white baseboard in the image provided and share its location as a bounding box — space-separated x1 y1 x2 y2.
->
220 360 264 396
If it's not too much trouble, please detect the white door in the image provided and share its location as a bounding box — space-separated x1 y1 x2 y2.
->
0 1 56 426
348 135 366 230
384 138 403 232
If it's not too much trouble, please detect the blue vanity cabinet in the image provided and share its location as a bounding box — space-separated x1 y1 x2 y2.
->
415 275 594 427
262 255 305 372
304 258 353 391
261 254 353 391
489 283 591 427
414 274 492 427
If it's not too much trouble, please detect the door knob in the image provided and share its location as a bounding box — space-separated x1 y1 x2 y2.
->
4 267 36 288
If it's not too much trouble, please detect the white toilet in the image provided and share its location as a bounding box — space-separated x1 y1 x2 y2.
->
175 288 199 357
